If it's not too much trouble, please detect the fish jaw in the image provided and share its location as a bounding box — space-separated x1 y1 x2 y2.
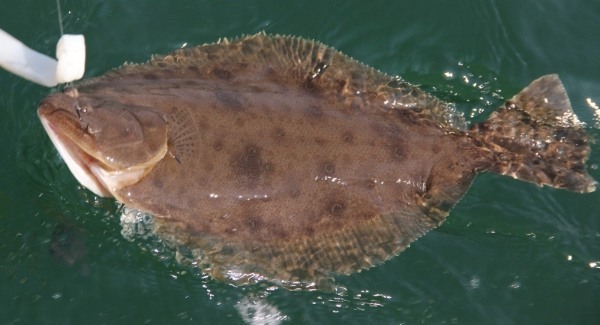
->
40 115 157 197
40 115 112 196
38 98 165 198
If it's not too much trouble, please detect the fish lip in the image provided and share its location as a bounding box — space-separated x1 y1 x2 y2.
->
38 98 163 198
39 113 113 197
39 105 158 198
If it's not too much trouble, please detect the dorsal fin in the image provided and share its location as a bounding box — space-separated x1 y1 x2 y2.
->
86 33 465 131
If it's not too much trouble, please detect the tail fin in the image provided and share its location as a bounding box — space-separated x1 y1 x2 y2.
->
471 74 597 193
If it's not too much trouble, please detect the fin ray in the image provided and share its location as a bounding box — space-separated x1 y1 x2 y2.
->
167 106 201 164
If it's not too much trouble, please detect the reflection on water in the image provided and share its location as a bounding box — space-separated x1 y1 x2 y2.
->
588 97 600 129
235 296 288 325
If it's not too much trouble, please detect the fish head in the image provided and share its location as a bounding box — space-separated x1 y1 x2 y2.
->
38 87 168 197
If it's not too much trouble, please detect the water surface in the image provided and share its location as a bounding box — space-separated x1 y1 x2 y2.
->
1 0 599 323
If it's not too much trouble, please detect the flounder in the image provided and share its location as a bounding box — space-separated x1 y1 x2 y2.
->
38 33 596 288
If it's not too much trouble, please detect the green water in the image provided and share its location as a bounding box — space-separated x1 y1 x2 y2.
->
1 0 599 323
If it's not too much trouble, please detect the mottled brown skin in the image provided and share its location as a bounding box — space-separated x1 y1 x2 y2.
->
38 34 595 286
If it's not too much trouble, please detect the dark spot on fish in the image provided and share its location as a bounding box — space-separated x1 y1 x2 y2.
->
248 145 258 155
364 179 377 189
304 226 315 236
191 221 211 234
329 200 346 217
336 79 347 92
153 178 164 189
245 215 264 230
188 65 200 73
545 168 557 180
208 52 222 60
242 41 257 55
213 140 224 151
306 211 322 223
387 136 406 161
554 129 569 141
143 73 158 80
273 128 286 139
350 100 362 111
204 161 214 172
236 62 248 70
182 80 197 87
424 173 434 193
211 68 231 80
236 118 245 127
394 109 420 124
350 71 361 80
305 105 323 119
392 146 405 161
197 117 210 131
290 268 309 280
216 91 244 111
289 186 301 199
324 196 347 218
264 67 277 77
342 131 354 143
272 228 289 240
321 161 335 176
314 137 327 146
230 144 270 187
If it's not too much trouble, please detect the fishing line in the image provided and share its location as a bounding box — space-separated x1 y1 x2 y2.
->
56 0 83 118
56 0 64 36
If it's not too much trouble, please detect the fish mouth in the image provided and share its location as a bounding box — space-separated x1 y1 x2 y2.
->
39 106 150 198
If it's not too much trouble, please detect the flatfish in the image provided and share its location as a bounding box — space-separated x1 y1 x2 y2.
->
38 33 596 288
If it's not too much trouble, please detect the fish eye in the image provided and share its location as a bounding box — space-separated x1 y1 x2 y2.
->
74 103 82 119
73 101 93 120
80 104 92 114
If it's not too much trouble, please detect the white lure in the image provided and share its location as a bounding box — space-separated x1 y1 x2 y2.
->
0 29 85 87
